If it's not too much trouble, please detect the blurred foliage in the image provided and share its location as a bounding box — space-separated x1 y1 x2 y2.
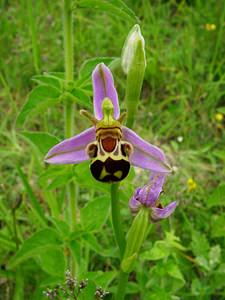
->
0 0 225 299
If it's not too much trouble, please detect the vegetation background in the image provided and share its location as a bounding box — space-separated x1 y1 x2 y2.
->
0 0 225 299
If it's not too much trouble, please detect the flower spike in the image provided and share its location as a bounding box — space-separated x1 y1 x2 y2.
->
129 172 177 221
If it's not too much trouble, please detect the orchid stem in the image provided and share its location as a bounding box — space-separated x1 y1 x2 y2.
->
63 0 76 274
111 185 129 299
111 184 125 258
115 271 129 300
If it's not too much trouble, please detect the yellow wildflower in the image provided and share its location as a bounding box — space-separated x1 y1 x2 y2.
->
187 178 197 192
215 113 224 122
205 23 216 31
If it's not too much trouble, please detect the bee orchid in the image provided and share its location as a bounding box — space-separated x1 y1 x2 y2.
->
45 63 171 183
129 172 177 221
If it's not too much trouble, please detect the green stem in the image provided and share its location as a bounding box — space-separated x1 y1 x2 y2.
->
111 184 125 258
27 0 40 73
68 181 76 231
115 271 129 300
13 269 24 300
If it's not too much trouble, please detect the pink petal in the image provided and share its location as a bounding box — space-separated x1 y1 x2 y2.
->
139 172 166 207
151 201 177 221
45 127 95 164
129 187 142 212
122 127 171 173
92 63 120 120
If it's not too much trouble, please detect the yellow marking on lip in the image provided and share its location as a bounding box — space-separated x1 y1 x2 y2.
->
99 166 111 180
114 170 123 179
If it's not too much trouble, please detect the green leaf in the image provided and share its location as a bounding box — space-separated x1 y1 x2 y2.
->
39 165 73 190
143 290 170 300
165 231 186 251
191 278 205 296
8 228 61 269
36 246 66 277
48 72 65 79
46 170 73 190
51 219 70 239
217 107 225 114
77 280 96 300
76 0 138 22
196 256 210 271
79 57 117 79
83 271 116 289
32 74 63 90
207 184 225 207
0 233 16 250
81 232 117 257
140 241 170 261
211 263 225 290
167 262 185 283
17 85 60 126
191 231 210 258
82 233 102 253
17 166 46 226
70 87 92 109
80 196 110 231
21 131 59 156
211 214 225 237
209 245 221 269
213 150 225 161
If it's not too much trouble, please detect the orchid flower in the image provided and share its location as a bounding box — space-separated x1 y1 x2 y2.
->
45 63 171 182
129 172 177 221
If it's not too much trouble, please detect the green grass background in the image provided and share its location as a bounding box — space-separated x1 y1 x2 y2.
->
0 0 225 299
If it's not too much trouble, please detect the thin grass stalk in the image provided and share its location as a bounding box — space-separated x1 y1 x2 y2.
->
63 0 76 232
27 0 40 74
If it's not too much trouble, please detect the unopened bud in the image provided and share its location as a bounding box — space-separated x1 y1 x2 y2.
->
121 24 146 75
121 24 146 128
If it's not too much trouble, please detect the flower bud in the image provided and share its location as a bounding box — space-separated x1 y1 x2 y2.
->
121 24 146 128
121 24 146 75
121 207 149 273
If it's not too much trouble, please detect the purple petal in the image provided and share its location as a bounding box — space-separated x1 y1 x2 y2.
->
143 172 166 207
92 63 120 120
45 127 95 164
129 187 142 212
137 172 166 207
151 201 177 221
122 127 171 173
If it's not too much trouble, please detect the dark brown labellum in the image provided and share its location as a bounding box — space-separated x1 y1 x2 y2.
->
90 157 130 183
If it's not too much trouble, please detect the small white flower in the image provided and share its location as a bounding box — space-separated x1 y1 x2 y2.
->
177 136 183 143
